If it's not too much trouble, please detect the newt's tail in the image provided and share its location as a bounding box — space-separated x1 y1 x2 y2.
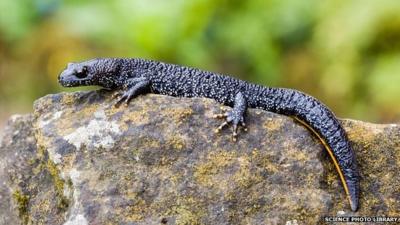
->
293 116 359 211
256 87 360 211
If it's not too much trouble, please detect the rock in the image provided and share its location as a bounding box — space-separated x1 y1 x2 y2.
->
0 90 399 225
0 114 70 225
0 115 34 225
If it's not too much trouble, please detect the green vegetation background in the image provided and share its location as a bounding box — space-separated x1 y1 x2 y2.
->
1 0 400 128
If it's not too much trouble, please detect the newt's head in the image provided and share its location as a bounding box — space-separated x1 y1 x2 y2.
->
58 58 122 88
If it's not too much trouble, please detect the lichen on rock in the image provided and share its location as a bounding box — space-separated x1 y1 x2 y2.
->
0 90 399 224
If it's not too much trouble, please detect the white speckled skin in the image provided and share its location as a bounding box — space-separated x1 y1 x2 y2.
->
59 57 360 211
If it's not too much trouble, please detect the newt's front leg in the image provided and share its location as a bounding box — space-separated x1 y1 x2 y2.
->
116 77 150 106
214 92 247 141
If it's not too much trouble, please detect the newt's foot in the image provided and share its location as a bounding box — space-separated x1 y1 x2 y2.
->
115 89 136 106
213 107 247 142
112 91 131 108
113 78 151 108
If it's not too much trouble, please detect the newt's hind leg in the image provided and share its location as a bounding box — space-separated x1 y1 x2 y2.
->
213 92 247 141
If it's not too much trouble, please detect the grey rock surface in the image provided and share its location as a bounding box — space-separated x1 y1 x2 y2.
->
0 90 399 225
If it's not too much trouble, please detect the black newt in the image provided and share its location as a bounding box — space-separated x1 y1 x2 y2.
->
58 58 360 211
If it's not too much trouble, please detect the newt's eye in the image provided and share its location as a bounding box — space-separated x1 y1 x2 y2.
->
75 66 88 78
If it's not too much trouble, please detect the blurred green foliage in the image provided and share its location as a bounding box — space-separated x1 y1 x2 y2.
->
1 0 400 123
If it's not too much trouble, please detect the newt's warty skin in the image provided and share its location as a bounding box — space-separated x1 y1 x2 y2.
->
58 57 360 211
